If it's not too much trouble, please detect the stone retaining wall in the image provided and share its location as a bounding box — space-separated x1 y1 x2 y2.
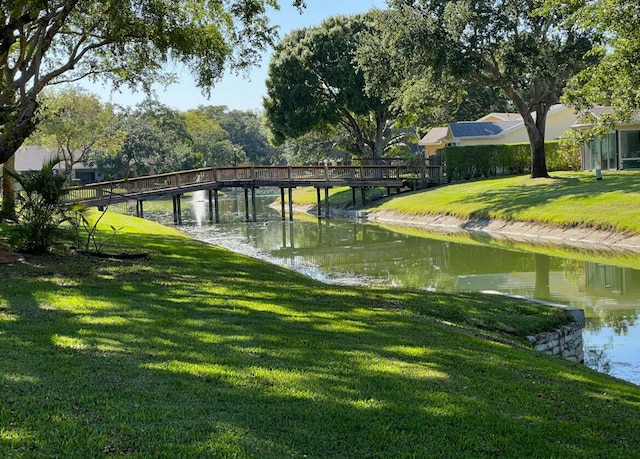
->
480 290 585 364
526 322 584 363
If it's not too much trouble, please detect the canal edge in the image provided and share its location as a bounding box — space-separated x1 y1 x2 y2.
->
481 290 585 364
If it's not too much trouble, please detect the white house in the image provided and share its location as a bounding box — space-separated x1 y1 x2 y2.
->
571 107 640 171
6 145 103 184
419 104 579 158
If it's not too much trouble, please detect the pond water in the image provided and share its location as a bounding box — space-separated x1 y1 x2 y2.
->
136 190 640 386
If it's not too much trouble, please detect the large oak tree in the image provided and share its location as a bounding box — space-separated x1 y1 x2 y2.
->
0 0 304 215
390 0 599 178
264 12 413 160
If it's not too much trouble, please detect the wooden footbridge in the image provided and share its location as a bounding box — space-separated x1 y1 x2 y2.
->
70 163 443 223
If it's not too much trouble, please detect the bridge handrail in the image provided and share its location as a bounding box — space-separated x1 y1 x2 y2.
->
68 163 442 204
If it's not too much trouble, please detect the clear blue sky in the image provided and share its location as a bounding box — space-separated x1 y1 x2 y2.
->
85 0 387 112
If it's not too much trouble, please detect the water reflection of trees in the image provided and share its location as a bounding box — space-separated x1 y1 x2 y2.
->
586 312 637 336
182 199 640 340
584 341 613 375
263 220 566 292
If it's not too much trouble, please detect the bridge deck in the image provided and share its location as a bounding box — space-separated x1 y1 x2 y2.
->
70 164 443 208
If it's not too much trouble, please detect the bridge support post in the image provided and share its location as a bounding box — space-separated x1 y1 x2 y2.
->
288 188 294 221
172 195 182 225
214 189 220 224
251 187 257 222
316 187 322 218
208 190 214 223
280 188 286 221
244 188 250 222
281 221 287 248
172 196 178 224
324 187 330 219
136 200 144 219
361 188 366 206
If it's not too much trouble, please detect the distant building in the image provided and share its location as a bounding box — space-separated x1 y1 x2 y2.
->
571 107 640 171
418 127 448 160
5 145 103 185
419 104 579 158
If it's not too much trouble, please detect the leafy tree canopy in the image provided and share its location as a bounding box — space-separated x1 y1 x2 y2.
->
389 0 600 177
216 108 278 165
264 12 411 160
28 87 124 178
0 0 306 165
94 100 197 178
280 130 351 166
551 0 640 127
185 107 243 168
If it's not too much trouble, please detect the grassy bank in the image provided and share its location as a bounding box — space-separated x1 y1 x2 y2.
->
286 171 640 234
1 214 640 457
370 171 640 234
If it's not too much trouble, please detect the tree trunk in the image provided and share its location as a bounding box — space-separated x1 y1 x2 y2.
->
373 109 386 161
522 107 550 179
0 96 39 165
529 130 549 178
0 96 40 217
503 86 553 178
1 154 16 220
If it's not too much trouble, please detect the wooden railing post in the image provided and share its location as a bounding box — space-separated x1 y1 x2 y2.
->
96 185 103 205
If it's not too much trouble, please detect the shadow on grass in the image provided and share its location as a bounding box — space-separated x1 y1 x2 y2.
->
2 233 640 457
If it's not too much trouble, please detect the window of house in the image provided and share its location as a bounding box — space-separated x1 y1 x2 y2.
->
620 130 640 169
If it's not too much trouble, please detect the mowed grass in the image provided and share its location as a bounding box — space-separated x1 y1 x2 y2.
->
371 171 640 233
1 214 640 457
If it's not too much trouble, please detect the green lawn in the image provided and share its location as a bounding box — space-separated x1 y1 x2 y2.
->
1 214 640 457
371 171 640 233
285 186 389 207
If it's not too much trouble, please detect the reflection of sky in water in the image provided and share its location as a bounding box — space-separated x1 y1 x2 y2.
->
583 320 640 384
140 193 640 386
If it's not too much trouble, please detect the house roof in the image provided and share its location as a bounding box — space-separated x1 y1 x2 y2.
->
585 106 613 119
476 112 523 122
449 120 523 139
570 105 640 128
477 104 567 123
418 127 448 145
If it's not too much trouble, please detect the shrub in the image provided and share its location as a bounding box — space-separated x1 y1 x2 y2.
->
441 141 573 181
6 159 72 253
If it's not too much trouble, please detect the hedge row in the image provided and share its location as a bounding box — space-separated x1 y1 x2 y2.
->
440 141 577 182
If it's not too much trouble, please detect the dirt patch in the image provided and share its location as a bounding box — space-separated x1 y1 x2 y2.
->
0 242 24 264
366 210 640 254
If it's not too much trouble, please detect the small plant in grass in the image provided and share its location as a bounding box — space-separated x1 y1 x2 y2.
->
70 180 123 254
5 158 72 253
71 202 123 254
